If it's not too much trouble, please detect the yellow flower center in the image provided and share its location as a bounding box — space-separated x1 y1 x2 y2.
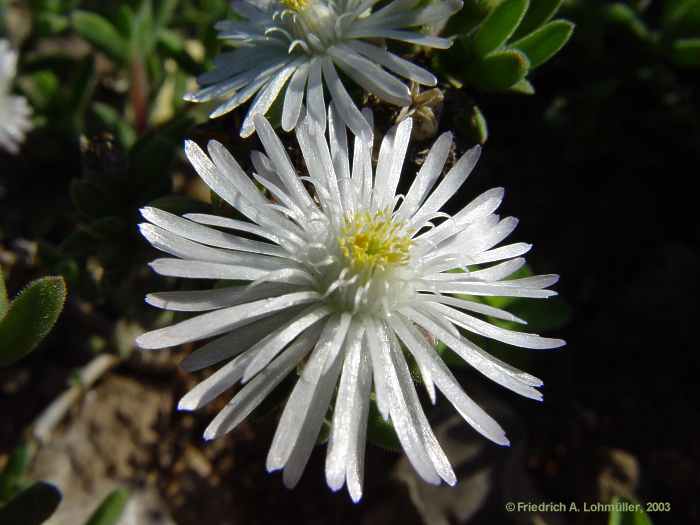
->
281 0 309 10
339 210 412 274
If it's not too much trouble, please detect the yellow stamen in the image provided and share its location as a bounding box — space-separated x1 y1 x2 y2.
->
280 0 309 11
339 210 412 274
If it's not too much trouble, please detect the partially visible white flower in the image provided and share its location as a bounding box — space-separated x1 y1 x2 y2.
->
186 0 463 139
0 40 32 154
136 106 564 500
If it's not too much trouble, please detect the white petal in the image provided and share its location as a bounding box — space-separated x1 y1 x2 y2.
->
431 302 565 349
388 329 456 485
344 348 371 502
415 294 526 325
184 141 297 235
178 350 256 410
416 279 557 299
398 132 453 220
372 117 412 212
389 315 511 445
147 258 282 281
321 58 373 144
240 58 305 137
401 308 546 401
306 58 326 132
346 41 436 86
328 46 411 107
180 309 302 372
209 59 292 119
203 326 322 440
141 207 288 258
242 305 333 382
136 291 319 349
281 349 344 489
347 29 453 49
325 322 367 491
412 146 481 223
282 61 310 131
146 282 299 312
367 319 440 484
254 114 317 211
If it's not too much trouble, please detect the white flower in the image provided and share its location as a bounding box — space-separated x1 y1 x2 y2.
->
136 106 564 500
186 0 463 139
0 40 32 154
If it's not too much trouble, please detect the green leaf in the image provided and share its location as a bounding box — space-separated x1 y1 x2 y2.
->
67 55 98 129
508 78 535 94
72 11 128 62
603 3 650 41
35 12 70 36
132 0 157 56
662 0 700 30
512 19 574 69
669 38 700 67
0 277 67 367
473 0 530 57
366 399 402 452
608 496 654 525
155 0 179 29
0 482 62 525
512 0 563 40
468 49 530 90
157 30 202 75
465 104 489 144
84 488 129 525
0 443 32 503
0 268 8 320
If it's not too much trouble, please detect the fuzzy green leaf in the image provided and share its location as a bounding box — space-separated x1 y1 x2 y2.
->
662 0 700 30
72 11 128 62
468 49 530 90
0 443 32 503
84 488 129 525
473 0 530 57
669 38 700 67
466 104 489 144
508 78 535 94
0 482 62 525
513 0 563 40
0 277 67 367
0 268 7 320
603 3 649 40
608 496 654 525
512 19 574 69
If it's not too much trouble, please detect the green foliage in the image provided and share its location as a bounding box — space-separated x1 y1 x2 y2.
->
0 444 32 503
512 19 575 69
608 496 654 525
669 37 700 66
84 489 130 525
0 276 67 367
0 268 8 319
467 48 531 90
0 482 62 525
601 1 700 68
473 0 530 58
438 0 574 141
72 11 129 63
512 0 562 39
